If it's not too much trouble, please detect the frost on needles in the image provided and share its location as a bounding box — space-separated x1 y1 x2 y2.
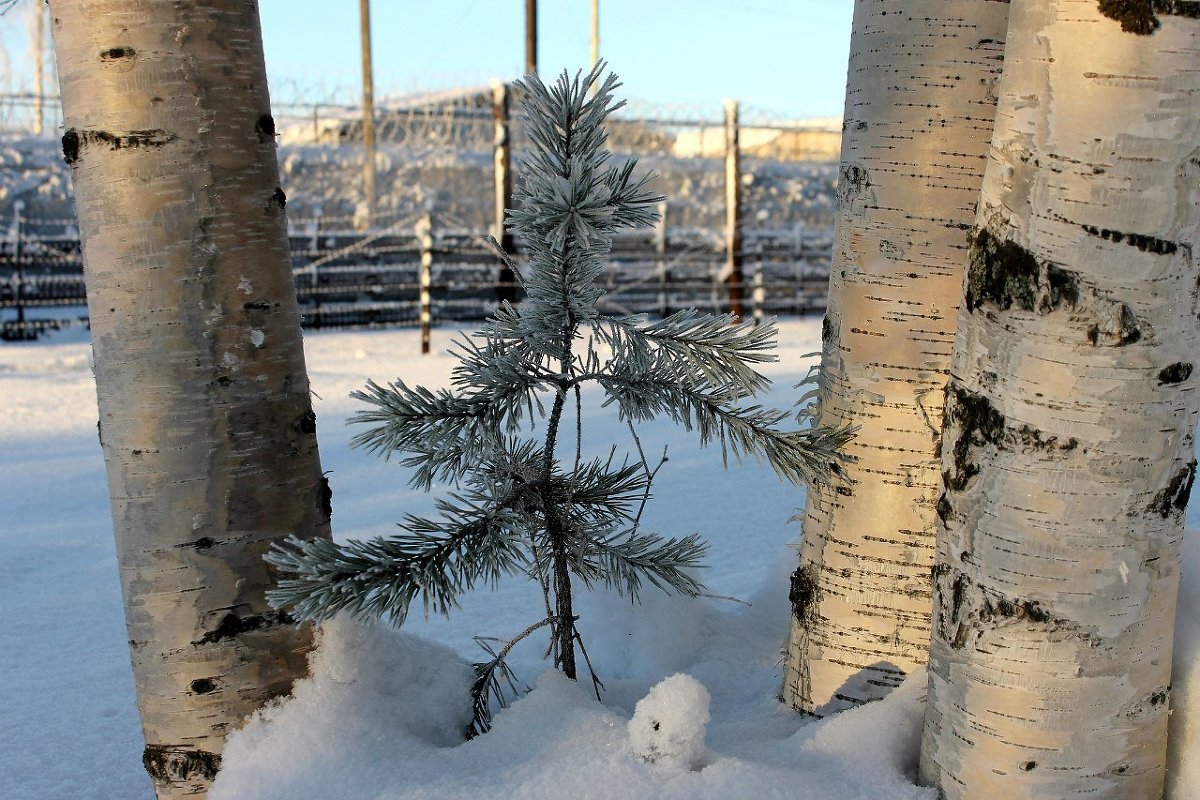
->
267 64 853 737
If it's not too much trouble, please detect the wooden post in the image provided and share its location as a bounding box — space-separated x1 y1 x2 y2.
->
359 0 376 231
655 201 669 318
752 263 764 324
724 99 743 319
309 204 322 329
418 211 433 354
492 81 516 303
525 0 537 75
12 201 26 336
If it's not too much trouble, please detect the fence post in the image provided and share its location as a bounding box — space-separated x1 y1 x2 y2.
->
723 99 743 319
492 81 516 303
752 263 764 324
309 203 323 329
13 201 26 336
655 201 669 319
418 210 433 355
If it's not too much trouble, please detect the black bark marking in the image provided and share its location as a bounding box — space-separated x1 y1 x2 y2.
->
1081 224 1179 255
982 594 1052 624
243 300 274 311
835 485 853 496
190 678 217 694
295 410 317 435
837 163 871 206
1087 303 1142 347
1157 362 1193 385
193 610 292 646
1147 461 1196 518
318 475 333 520
789 564 820 623
965 228 1079 314
62 129 80 165
255 114 276 143
188 537 216 550
944 385 1006 492
142 745 221 786
935 493 954 525
61 127 176 166
1126 687 1171 720
272 187 287 209
1011 425 1079 455
99 46 135 61
1098 0 1200 35
1021 761 1038 772
935 566 1064 652
821 315 832 345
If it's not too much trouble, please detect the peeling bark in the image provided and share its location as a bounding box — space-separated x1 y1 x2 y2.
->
49 2 332 797
781 0 1009 715
919 2 1200 797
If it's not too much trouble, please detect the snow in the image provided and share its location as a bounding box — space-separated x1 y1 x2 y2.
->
628 673 712 770
2 318 1199 799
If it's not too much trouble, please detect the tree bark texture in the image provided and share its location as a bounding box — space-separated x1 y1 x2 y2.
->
50 2 332 796
782 0 1008 715
919 2 1200 797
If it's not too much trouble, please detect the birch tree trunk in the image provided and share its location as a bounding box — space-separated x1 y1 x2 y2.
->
50 2 332 797
919 2 1200 797
781 0 1008 715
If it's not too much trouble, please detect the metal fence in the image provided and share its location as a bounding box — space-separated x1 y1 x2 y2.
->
1 85 840 340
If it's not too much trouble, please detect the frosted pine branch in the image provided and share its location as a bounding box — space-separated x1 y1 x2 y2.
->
569 530 709 601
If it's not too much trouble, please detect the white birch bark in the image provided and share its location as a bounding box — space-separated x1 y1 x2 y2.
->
919 2 1200 797
782 0 1008 715
50 2 332 796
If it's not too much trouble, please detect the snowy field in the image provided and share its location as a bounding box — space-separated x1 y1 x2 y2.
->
2 318 1197 799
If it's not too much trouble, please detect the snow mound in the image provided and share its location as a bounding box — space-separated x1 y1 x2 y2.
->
628 673 711 770
209 618 475 800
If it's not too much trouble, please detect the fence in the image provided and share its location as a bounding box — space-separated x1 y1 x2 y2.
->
1 84 840 340
0 201 833 341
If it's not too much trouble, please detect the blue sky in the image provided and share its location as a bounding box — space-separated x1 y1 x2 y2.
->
257 1 853 121
1 1 853 123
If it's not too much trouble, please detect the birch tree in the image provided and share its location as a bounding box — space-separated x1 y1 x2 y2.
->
919 2 1200 797
51 1 331 796
782 0 1008 714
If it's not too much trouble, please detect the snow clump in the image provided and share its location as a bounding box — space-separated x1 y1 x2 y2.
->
627 673 712 771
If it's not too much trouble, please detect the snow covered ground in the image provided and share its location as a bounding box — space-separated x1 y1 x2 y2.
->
2 318 1197 799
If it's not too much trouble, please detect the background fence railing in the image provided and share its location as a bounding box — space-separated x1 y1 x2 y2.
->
1 85 840 340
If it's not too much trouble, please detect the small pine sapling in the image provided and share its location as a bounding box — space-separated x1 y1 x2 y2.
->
267 65 852 736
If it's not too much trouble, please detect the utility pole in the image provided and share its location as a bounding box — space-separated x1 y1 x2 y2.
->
33 2 44 136
590 0 600 69
359 0 376 230
525 0 537 76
